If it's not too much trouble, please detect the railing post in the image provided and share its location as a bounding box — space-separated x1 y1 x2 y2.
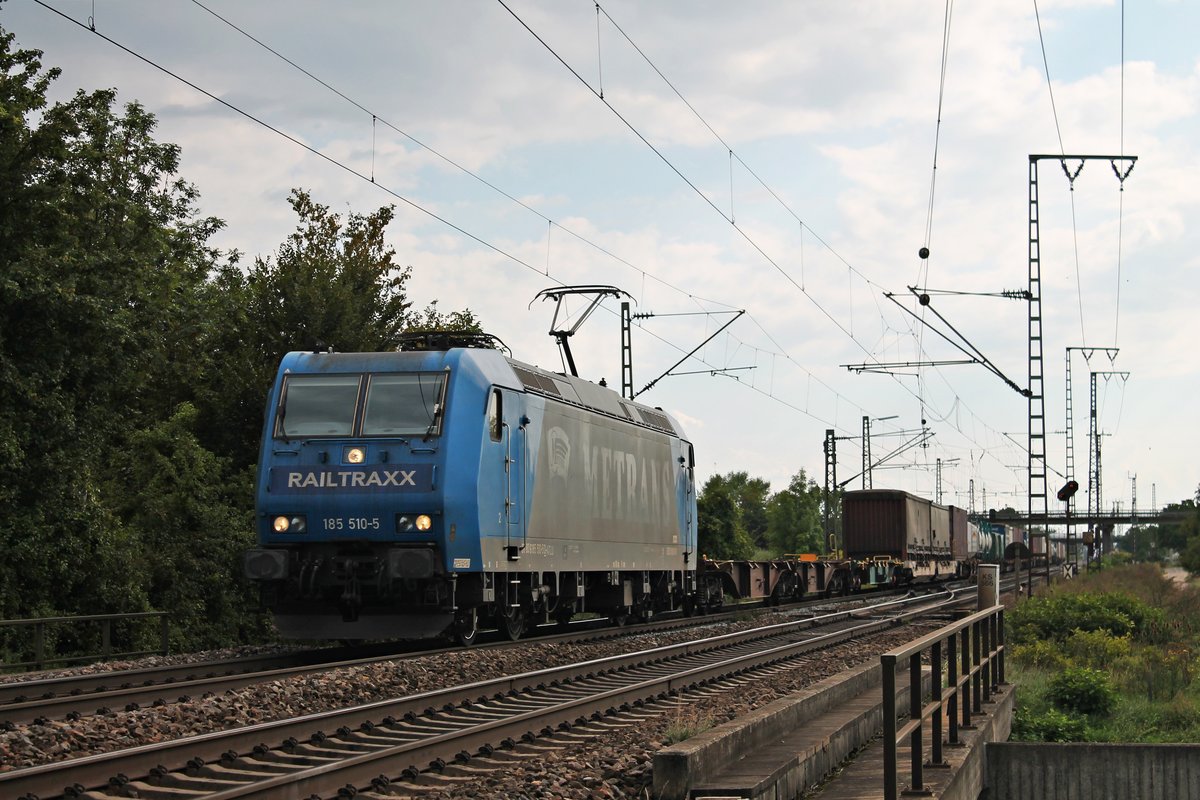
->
982 616 993 703
909 652 924 792
972 619 983 714
993 609 1003 686
931 639 944 765
160 613 170 656
102 619 112 660
960 627 973 728
947 633 960 744
883 653 898 800
34 622 45 671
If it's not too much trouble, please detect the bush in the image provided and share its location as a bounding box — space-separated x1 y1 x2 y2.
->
1063 628 1131 669
1048 667 1117 716
1011 639 1068 670
1012 706 1088 742
1009 592 1163 645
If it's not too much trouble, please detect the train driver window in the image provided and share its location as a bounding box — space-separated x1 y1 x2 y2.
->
277 374 360 438
487 389 502 442
363 373 447 436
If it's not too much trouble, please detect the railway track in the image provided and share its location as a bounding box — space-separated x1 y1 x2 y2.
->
3 588 973 800
0 583 940 727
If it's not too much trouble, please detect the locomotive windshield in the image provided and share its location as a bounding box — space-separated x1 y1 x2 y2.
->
362 373 446 436
275 372 447 439
277 374 361 437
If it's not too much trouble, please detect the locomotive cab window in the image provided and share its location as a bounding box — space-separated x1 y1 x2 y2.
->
363 373 448 437
276 374 361 438
487 388 502 442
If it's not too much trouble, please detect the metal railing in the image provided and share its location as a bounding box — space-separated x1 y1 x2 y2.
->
0 611 169 671
882 604 1005 800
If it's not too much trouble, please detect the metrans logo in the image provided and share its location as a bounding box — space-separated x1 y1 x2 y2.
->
269 465 432 493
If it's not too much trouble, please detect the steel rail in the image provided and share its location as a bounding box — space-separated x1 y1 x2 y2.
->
206 595 965 800
1 579 935 725
4 590 961 800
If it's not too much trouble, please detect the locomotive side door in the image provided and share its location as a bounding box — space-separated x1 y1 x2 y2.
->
496 388 526 560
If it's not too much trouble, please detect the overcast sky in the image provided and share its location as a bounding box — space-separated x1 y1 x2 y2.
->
6 0 1198 518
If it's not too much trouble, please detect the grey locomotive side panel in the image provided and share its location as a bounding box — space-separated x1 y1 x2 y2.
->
481 398 686 572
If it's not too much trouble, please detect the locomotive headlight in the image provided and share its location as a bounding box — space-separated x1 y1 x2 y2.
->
272 515 307 533
415 514 432 532
345 446 365 464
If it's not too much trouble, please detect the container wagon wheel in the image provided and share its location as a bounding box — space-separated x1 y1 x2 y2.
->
453 608 479 647
499 606 526 640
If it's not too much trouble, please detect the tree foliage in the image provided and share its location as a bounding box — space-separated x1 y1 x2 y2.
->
0 27 482 657
697 469 827 560
197 189 479 469
766 470 825 555
0 30 220 624
697 474 755 560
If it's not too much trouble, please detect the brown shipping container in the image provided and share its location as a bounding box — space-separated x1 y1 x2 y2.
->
949 506 969 560
842 490 953 560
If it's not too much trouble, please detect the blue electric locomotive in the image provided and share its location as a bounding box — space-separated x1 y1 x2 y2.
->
243 340 699 643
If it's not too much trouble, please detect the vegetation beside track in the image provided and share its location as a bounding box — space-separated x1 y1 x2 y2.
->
1009 563 1200 742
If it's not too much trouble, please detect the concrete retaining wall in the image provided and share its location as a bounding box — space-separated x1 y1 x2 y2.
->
985 743 1200 800
653 660 884 800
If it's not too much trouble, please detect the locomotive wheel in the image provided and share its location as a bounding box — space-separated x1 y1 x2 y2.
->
499 607 526 640
453 609 479 647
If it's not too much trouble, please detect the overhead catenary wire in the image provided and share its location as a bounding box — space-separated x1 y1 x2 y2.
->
34 0 903 447
186 0 980 446
587 0 1025 456
506 0 1028 475
1033 0 1088 346
38 0 1034 484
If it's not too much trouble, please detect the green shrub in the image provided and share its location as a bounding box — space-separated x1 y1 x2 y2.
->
1012 706 1088 742
1117 643 1195 702
1064 628 1131 669
1009 592 1164 645
1011 639 1068 670
1048 667 1117 716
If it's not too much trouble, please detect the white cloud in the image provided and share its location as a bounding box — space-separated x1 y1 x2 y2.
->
8 0 1198 509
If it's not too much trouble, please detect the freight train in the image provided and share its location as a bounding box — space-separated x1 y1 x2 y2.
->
702 489 1001 604
243 339 1014 644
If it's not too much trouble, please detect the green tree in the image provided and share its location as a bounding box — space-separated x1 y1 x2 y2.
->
767 470 825 555
0 28 221 624
107 404 268 650
1181 537 1200 577
198 189 480 468
720 471 771 550
697 474 755 560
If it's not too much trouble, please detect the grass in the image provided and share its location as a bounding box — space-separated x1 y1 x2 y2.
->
1009 563 1200 743
661 702 717 745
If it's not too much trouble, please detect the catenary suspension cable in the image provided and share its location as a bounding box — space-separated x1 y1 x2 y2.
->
1034 0 1088 345
577 1 1028 476
33 0 900 445
39 0 1029 481
184 0 902 437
